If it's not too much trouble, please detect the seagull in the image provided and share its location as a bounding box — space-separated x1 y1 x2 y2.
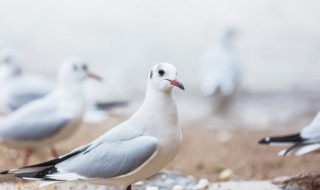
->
0 58 101 166
201 26 241 97
0 62 185 190
201 26 241 112
0 50 128 123
0 50 54 111
259 111 320 156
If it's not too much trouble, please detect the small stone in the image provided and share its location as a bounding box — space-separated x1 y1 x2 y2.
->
195 178 210 190
217 130 232 143
146 186 160 190
134 181 144 186
172 185 185 190
219 169 233 181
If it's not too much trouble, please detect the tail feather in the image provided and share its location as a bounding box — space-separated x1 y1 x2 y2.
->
15 166 58 179
259 133 304 144
295 144 320 156
1 150 82 177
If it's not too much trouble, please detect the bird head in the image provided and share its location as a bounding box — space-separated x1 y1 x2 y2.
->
148 62 184 92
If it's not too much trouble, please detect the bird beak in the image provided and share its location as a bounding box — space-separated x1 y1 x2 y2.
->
166 79 185 90
87 72 103 81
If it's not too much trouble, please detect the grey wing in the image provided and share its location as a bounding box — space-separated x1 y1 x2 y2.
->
7 93 48 110
54 136 158 179
0 105 72 141
6 76 53 110
301 111 320 140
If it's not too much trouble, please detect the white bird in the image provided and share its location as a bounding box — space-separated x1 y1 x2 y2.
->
1 62 185 190
0 50 54 111
0 50 127 123
259 111 320 156
201 26 241 112
0 58 101 166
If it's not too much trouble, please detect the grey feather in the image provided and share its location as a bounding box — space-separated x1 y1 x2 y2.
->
56 136 158 178
0 100 71 141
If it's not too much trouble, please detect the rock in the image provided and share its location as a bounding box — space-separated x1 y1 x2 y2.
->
134 181 144 186
216 130 232 143
219 169 233 181
172 185 185 190
195 179 210 190
146 186 160 190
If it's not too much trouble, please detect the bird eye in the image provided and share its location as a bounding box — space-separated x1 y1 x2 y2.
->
82 64 88 71
158 69 165 76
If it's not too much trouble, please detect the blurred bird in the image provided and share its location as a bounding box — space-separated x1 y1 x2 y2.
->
1 62 184 190
0 49 54 112
259 111 320 156
0 58 101 166
0 50 128 122
201 26 241 113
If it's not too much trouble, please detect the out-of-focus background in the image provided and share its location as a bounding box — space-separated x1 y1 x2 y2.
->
1 0 320 188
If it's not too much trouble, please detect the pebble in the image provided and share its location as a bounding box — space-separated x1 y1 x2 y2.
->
171 185 185 190
195 178 210 190
146 186 160 190
219 169 233 181
216 130 232 143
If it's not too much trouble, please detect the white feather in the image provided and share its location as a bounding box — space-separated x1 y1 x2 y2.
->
295 144 320 156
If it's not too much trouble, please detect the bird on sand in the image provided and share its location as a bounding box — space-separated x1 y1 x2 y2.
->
201 26 241 113
1 62 185 190
0 58 101 166
259 111 320 156
201 26 241 97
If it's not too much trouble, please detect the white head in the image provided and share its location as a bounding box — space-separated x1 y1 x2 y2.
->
148 62 184 93
58 58 102 86
216 25 235 45
0 50 22 77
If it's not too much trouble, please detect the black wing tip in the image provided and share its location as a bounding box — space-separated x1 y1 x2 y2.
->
15 166 58 179
0 170 9 175
258 137 271 144
258 133 304 144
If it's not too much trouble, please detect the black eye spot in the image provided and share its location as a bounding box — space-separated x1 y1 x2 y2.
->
150 70 153 79
158 69 165 76
73 65 78 71
82 64 88 71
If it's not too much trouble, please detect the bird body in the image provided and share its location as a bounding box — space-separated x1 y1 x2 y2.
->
1 62 184 189
201 26 241 97
0 58 101 165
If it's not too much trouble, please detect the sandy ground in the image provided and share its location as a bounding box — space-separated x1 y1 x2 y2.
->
0 93 319 189
0 116 319 189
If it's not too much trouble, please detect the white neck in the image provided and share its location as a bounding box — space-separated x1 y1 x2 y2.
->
130 82 178 128
52 80 85 115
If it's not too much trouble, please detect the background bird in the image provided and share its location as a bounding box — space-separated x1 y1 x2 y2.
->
201 26 241 113
259 111 320 156
1 62 184 190
0 49 128 123
0 58 101 166
0 49 54 112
